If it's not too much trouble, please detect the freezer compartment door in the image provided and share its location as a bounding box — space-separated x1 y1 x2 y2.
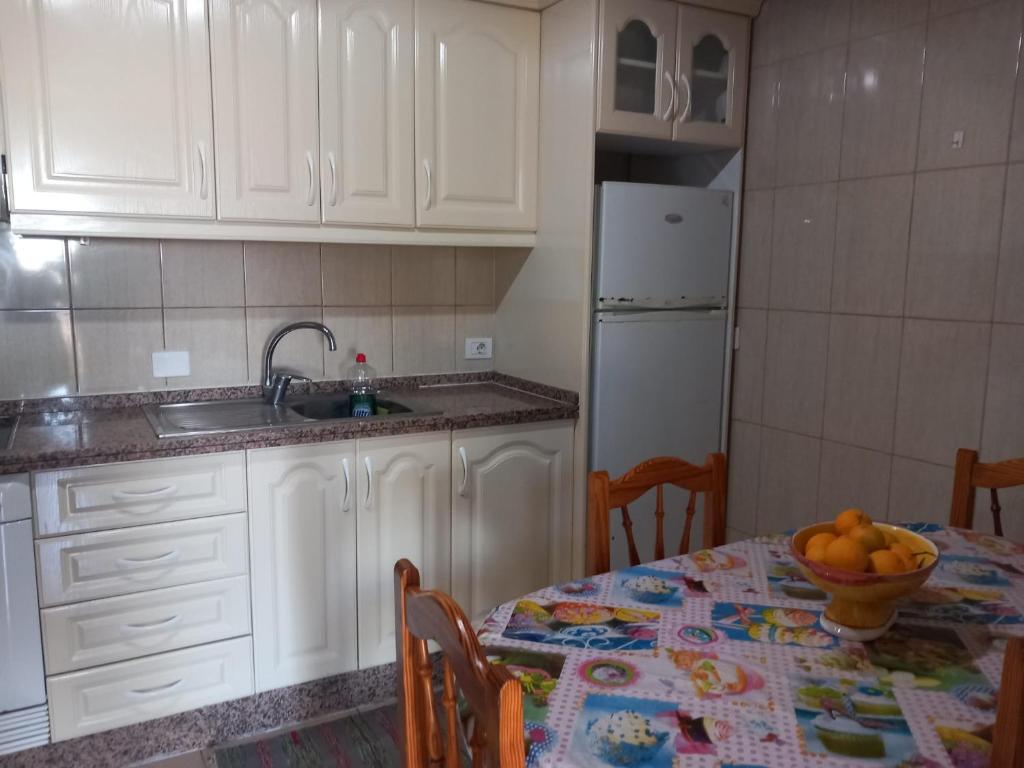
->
589 310 726 568
595 182 733 310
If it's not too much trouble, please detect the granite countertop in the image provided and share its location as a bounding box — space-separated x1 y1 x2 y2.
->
0 373 578 473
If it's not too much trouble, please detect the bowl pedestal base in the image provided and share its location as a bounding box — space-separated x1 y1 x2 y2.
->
821 600 897 642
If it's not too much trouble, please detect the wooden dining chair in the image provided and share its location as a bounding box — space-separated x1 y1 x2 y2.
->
949 448 1024 535
395 559 525 768
587 453 727 575
992 637 1024 765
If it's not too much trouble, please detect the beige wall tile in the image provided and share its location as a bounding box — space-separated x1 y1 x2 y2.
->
757 427 821 532
906 166 1003 321
321 244 391 306
995 163 1024 323
894 319 989 465
393 307 455 374
744 65 780 190
888 456 953 524
929 0 997 16
832 176 913 316
762 310 829 435
74 309 165 393
732 308 767 423
841 25 925 179
243 242 322 306
776 46 846 187
769 183 836 311
0 234 69 310
850 0 927 39
323 307 393 377
788 0 851 57
455 248 495 306
751 0 785 66
737 190 773 309
455 306 494 372
917 1 1021 170
69 238 161 308
1011 61 1024 162
161 240 244 308
246 307 325 383
727 421 761 533
817 442 892 521
823 314 902 451
0 310 75 398
392 246 455 306
981 323 1024 459
163 308 247 388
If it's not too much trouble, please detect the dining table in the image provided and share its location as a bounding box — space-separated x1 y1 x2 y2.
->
476 523 1024 768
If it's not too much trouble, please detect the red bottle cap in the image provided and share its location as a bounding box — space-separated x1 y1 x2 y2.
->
355 353 366 363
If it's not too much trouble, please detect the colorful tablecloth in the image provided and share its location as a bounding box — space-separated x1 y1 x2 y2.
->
477 524 1024 768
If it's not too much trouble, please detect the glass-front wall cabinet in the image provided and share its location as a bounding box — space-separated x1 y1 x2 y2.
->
598 0 749 148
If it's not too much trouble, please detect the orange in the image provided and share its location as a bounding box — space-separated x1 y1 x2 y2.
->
805 543 829 563
805 532 837 555
835 508 872 535
868 549 908 575
823 536 870 573
889 542 917 571
848 524 888 553
881 528 896 546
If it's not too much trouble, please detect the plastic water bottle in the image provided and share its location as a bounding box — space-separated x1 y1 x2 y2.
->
347 353 378 417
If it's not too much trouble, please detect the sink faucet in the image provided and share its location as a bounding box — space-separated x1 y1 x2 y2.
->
262 322 337 405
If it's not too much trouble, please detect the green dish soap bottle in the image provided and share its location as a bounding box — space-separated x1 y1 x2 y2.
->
347 353 378 417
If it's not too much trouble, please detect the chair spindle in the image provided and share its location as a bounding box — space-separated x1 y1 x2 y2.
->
654 484 665 561
678 490 698 555
991 488 1004 537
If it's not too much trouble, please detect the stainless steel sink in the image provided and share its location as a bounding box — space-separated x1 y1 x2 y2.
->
143 395 434 438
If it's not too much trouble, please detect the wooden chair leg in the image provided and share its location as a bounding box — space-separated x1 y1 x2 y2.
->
992 638 1024 766
950 448 978 530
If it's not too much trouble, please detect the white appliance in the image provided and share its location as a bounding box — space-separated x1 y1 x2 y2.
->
0 475 50 755
589 182 732 570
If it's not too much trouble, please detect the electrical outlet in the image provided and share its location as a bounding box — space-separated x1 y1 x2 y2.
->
464 337 492 360
152 350 190 378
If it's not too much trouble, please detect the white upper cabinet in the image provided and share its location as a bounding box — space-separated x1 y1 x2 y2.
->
210 0 320 222
673 4 749 147
0 0 215 218
356 434 451 668
598 0 678 140
319 0 415 226
415 0 539 230
451 423 573 621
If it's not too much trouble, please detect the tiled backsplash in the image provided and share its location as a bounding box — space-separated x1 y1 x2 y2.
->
0 234 504 399
731 0 1024 540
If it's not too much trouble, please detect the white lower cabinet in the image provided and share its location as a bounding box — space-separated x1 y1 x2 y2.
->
451 422 574 621
356 433 451 668
247 442 358 692
47 637 253 742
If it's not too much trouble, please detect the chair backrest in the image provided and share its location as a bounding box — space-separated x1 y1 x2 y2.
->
587 453 727 575
993 637 1024 765
949 448 1024 535
394 559 525 768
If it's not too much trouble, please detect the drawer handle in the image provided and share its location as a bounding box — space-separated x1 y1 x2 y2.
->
121 614 181 633
115 550 180 568
128 678 183 697
113 485 177 500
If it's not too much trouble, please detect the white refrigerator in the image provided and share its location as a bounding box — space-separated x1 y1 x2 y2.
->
589 182 733 570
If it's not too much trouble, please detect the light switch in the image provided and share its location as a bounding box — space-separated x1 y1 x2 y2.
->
153 350 190 378
465 338 492 360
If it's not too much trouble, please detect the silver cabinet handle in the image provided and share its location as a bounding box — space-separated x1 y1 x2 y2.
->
364 456 373 509
328 152 338 207
121 614 181 633
677 72 693 123
341 457 351 512
305 150 316 206
422 158 433 211
458 446 468 497
129 679 183 697
662 70 677 121
196 143 208 200
113 485 177 500
115 550 179 568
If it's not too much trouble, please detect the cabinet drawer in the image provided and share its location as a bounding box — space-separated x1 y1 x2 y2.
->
0 473 32 523
36 514 249 607
41 576 251 674
47 637 253 742
34 452 246 536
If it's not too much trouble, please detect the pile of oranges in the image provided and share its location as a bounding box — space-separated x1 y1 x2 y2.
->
802 509 921 575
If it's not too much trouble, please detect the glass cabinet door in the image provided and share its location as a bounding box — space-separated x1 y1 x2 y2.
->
674 5 749 148
598 0 677 139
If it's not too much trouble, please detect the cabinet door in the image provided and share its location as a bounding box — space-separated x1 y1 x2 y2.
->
319 0 415 226
210 0 320 221
356 433 450 667
248 443 357 691
597 0 677 140
415 0 539 230
451 423 573 621
0 0 215 217
673 6 749 148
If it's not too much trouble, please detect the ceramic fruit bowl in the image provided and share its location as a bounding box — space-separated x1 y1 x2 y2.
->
791 523 938 641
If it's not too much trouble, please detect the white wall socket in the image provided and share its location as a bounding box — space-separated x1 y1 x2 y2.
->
465 337 493 360
152 350 190 378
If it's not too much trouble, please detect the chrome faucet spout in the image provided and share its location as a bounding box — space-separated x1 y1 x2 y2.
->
262 322 337 404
